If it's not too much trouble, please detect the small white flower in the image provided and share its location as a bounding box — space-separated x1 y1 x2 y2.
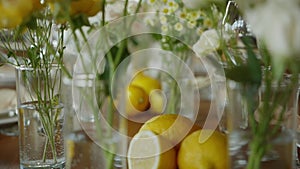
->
161 6 171 15
168 1 179 11
187 11 200 21
193 29 220 57
178 11 187 19
161 25 168 33
159 15 167 24
174 22 183 32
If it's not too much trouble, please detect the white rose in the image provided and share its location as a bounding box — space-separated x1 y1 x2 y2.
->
240 0 300 77
193 29 220 57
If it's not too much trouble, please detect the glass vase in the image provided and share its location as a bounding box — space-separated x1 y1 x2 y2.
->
16 64 65 169
70 72 128 169
62 77 108 169
224 77 298 169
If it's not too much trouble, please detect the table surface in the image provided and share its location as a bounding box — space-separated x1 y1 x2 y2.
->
0 133 19 169
0 100 213 169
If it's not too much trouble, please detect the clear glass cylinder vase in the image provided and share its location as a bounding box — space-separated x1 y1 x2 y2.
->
16 64 65 169
62 77 108 169
225 77 298 169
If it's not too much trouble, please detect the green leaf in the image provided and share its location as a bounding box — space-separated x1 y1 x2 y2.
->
226 36 262 85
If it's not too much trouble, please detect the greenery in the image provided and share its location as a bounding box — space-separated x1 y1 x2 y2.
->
2 0 299 169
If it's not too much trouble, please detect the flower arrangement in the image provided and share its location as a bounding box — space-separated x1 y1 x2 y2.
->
3 0 299 168
194 1 300 169
232 1 300 168
0 0 102 168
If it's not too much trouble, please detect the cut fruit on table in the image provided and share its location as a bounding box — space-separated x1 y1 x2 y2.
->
127 130 177 169
139 114 200 148
126 72 164 116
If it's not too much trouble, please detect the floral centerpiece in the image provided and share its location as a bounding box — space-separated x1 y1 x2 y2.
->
194 0 300 169
0 0 102 168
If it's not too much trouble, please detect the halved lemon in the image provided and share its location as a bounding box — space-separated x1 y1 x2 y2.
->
139 114 200 148
127 130 177 169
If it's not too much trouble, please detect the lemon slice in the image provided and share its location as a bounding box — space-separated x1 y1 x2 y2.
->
127 130 177 169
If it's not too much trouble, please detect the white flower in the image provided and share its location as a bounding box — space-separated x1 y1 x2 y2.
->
159 15 167 24
161 25 168 33
242 0 300 77
187 11 200 21
174 22 183 32
178 11 187 19
193 29 220 57
161 6 171 15
168 0 179 11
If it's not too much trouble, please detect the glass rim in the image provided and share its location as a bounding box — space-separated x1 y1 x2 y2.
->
15 64 61 71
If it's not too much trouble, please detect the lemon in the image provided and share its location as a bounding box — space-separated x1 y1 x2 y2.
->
127 130 177 169
70 0 102 16
131 72 162 96
177 130 228 169
126 85 149 116
149 90 166 114
139 114 200 148
0 0 33 28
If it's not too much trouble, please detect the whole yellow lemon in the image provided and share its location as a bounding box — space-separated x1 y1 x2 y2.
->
126 85 149 116
177 129 228 169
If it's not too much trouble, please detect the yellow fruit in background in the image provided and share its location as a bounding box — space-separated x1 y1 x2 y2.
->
0 0 33 28
177 130 228 169
139 114 200 148
149 90 166 114
131 72 162 96
70 0 102 16
126 85 149 116
32 0 44 11
127 130 177 169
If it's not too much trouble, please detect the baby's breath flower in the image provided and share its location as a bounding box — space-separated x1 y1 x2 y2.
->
159 15 168 24
174 22 183 32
